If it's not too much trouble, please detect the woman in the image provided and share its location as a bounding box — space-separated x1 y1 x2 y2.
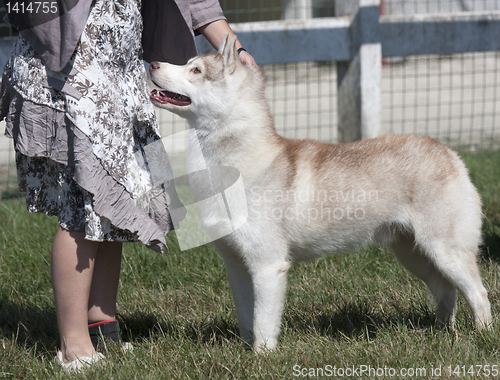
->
1 0 256 371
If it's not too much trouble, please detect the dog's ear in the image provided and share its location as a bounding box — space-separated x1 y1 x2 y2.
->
218 33 229 55
222 35 242 75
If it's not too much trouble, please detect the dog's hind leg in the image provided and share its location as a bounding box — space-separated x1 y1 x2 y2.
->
392 231 492 329
250 259 291 352
423 241 492 330
390 232 458 328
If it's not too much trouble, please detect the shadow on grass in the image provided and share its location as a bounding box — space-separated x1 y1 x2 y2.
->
0 296 465 353
481 221 500 263
119 301 440 346
284 300 437 341
0 298 58 352
117 312 242 347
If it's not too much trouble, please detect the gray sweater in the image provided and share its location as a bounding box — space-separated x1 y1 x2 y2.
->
5 0 225 72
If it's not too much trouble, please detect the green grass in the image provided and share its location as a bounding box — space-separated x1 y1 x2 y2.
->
2 149 500 379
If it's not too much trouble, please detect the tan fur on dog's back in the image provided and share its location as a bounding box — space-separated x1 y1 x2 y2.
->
261 133 481 260
149 34 491 352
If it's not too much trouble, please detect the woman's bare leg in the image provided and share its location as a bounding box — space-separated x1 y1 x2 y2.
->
88 241 123 322
51 227 99 362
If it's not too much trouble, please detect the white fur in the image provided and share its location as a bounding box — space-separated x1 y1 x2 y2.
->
150 35 492 352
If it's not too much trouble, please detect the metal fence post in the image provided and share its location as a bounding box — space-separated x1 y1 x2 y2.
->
336 0 382 142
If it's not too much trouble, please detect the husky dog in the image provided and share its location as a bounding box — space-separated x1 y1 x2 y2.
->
149 35 492 352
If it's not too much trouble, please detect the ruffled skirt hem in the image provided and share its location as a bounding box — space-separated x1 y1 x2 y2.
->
2 86 174 253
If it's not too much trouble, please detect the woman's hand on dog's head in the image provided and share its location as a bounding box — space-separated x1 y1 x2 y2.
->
239 50 258 68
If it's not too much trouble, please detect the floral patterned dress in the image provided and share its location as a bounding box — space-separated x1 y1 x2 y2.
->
0 0 178 252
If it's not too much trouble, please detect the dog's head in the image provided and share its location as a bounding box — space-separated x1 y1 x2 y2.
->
149 34 259 120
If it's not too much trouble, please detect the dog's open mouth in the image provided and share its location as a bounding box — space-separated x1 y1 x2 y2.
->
150 89 191 106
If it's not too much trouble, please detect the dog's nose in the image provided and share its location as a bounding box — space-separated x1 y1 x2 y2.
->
150 61 160 71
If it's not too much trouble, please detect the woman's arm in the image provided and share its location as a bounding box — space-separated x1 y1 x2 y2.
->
197 19 258 67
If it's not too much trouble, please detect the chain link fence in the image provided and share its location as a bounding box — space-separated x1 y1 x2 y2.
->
1 1 500 196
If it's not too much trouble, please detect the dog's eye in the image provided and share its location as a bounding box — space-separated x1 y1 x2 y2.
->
191 67 201 74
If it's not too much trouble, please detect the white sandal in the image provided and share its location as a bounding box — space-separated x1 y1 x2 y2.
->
56 350 106 372
121 342 134 352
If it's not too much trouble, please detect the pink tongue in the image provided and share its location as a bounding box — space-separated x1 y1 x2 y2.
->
150 89 191 106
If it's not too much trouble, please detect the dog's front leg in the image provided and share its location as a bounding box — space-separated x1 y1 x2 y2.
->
251 261 291 352
218 247 255 347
